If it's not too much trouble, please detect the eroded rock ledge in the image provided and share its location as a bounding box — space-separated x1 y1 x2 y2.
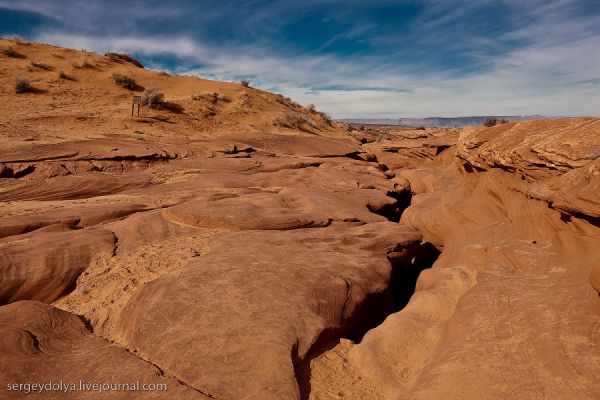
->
0 131 429 399
309 118 600 399
1 118 599 399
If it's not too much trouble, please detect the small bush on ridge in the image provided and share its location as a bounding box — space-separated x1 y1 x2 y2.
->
111 73 136 89
275 111 317 130
105 52 143 68
318 111 332 125
141 87 165 108
484 117 510 127
30 60 52 70
14 77 32 93
1 46 21 58
58 71 73 80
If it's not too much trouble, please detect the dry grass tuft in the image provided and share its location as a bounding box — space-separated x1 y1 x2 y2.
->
141 87 165 107
14 77 33 93
58 71 74 80
275 111 317 130
484 117 510 127
105 52 144 68
318 111 332 125
111 73 136 89
1 45 23 58
141 88 183 113
72 59 95 69
30 60 52 70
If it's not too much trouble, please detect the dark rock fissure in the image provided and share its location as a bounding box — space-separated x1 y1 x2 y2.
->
295 150 440 399
294 240 441 400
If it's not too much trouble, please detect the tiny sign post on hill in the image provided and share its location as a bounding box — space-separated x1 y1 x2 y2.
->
132 96 141 117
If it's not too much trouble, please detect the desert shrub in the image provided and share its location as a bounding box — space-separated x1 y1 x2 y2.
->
499 118 510 124
9 35 24 43
30 60 52 70
105 52 120 62
240 79 250 87
1 45 21 58
14 77 32 93
105 52 143 68
285 112 308 128
140 88 183 112
111 73 136 89
275 93 290 105
307 104 316 113
484 117 498 127
141 87 165 107
318 112 332 125
275 111 317 129
73 59 94 69
58 71 73 80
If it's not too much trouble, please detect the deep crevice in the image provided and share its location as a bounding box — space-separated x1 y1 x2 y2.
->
559 210 600 229
366 190 413 223
294 240 441 399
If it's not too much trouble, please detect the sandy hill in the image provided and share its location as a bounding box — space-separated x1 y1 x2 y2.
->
1 38 600 400
0 37 342 152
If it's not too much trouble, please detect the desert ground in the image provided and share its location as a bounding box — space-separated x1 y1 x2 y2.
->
1 38 599 399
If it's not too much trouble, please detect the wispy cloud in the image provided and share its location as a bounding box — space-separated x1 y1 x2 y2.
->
2 0 599 117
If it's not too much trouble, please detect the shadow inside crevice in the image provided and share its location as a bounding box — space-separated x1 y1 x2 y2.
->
294 241 441 399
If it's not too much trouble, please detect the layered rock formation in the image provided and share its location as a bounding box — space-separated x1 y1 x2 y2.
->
309 118 600 399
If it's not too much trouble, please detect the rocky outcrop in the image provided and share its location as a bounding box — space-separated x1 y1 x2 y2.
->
0 301 206 399
308 119 600 399
0 127 422 399
115 223 421 399
0 229 116 304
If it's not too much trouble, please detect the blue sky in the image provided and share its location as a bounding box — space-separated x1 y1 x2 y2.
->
1 0 599 118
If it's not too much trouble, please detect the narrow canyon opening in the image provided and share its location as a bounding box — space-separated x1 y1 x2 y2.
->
295 238 441 400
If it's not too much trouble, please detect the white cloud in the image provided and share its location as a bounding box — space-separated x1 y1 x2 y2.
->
24 0 600 118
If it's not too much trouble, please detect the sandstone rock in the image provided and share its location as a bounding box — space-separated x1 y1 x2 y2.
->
114 223 422 399
0 301 205 399
0 229 116 304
